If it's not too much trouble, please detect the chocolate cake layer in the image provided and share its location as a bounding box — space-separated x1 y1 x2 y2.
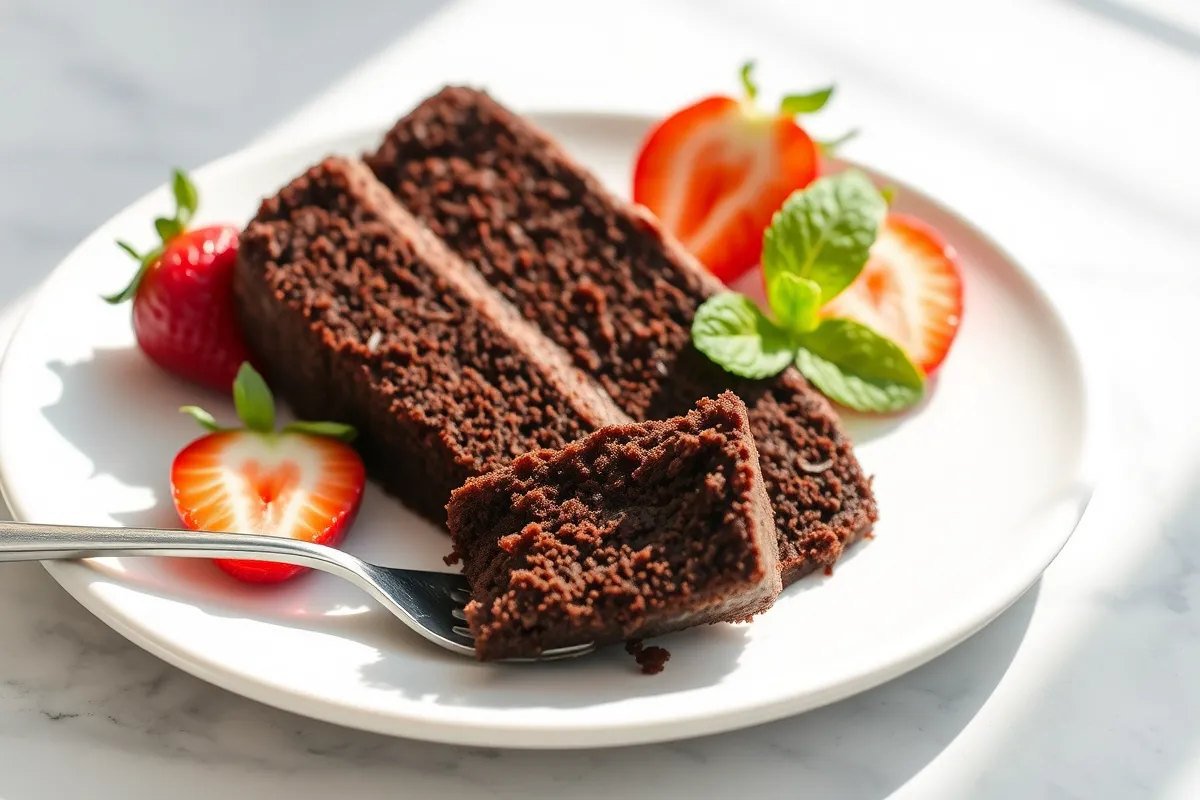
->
234 156 627 523
447 393 780 661
367 88 877 583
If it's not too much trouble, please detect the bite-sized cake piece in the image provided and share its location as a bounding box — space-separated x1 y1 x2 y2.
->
234 157 627 523
367 88 877 584
446 392 781 661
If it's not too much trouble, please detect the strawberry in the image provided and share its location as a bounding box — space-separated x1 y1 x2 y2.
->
822 213 964 375
105 169 251 392
633 61 839 284
171 363 365 584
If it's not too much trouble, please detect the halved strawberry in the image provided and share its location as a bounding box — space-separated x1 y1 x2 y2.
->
633 62 832 283
171 363 365 583
822 213 964 375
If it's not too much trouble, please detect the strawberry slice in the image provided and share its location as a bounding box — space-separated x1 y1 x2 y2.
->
171 363 365 583
822 213 964 375
633 62 831 284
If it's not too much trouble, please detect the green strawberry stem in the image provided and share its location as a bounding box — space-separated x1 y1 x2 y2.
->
740 60 759 102
738 61 835 117
180 363 358 443
103 168 199 306
816 128 860 156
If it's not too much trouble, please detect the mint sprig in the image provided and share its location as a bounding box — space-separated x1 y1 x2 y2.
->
692 169 925 413
692 294 796 380
762 169 886 304
182 363 358 443
794 319 924 412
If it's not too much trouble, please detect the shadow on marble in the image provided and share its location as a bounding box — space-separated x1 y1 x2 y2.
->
925 466 1200 797
686 0 1198 242
0 0 448 312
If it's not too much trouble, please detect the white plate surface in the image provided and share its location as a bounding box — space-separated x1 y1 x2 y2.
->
0 113 1093 748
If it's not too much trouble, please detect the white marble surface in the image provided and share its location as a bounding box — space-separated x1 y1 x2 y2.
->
2 0 1200 797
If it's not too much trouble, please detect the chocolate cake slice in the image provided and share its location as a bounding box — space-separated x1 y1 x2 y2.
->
447 393 781 661
234 156 627 523
366 88 877 584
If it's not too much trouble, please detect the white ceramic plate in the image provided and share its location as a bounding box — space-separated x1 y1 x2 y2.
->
0 112 1094 749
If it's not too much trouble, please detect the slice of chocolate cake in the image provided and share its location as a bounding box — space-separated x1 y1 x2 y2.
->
447 392 781 661
366 88 878 584
234 157 627 523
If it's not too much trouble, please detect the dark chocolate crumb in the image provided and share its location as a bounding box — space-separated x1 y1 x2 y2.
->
625 640 671 675
366 87 879 586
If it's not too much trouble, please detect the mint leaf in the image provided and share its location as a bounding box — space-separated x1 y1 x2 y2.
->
780 86 834 115
180 405 224 432
768 272 822 335
232 363 276 433
283 420 358 444
794 318 924 412
739 60 758 102
693 293 795 380
172 168 198 223
762 169 886 305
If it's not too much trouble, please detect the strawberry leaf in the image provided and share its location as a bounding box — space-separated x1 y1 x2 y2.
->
232 363 276 433
739 60 758 102
103 243 163 305
180 405 224 432
780 86 834 115
115 240 142 261
794 318 924 412
154 216 183 242
762 169 886 305
816 129 860 156
768 272 822 335
692 293 795 380
172 168 198 224
283 420 358 444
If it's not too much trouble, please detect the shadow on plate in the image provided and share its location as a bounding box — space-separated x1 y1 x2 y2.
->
34 346 754 704
840 374 940 445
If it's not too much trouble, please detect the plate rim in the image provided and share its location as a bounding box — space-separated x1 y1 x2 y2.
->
0 110 1101 748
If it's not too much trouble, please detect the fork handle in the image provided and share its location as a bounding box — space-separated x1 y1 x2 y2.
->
0 520 351 575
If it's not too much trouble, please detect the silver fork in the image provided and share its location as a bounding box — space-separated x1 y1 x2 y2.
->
0 520 595 662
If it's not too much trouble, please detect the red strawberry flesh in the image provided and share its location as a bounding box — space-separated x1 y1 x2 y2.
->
823 213 964 375
171 430 365 584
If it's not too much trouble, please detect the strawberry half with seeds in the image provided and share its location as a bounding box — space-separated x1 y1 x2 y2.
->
105 169 251 392
634 61 844 284
822 213 964 375
171 363 366 584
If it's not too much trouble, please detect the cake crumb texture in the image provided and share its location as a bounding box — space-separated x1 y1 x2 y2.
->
447 393 780 661
368 87 877 583
234 156 623 524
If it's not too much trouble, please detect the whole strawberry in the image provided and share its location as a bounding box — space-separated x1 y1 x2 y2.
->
105 169 251 392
